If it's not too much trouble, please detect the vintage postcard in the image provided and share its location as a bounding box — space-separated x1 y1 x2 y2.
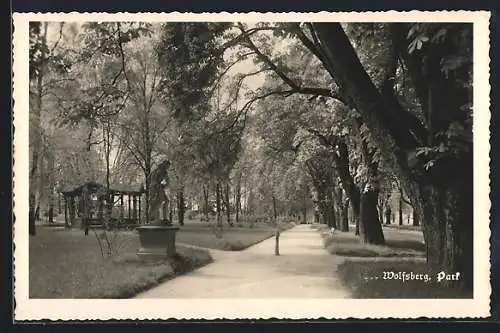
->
12 11 491 320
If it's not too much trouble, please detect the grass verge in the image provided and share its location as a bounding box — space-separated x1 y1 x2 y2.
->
29 228 213 298
383 224 423 232
337 259 472 298
176 220 296 251
320 228 425 258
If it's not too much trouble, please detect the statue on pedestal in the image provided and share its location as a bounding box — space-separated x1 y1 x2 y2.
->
147 160 171 225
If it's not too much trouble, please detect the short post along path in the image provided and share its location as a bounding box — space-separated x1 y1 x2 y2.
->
135 225 350 298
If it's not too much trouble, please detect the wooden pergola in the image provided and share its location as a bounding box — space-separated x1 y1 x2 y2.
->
60 181 144 231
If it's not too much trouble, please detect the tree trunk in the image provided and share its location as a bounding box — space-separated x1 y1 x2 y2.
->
320 189 336 228
275 227 280 256
302 207 307 224
341 200 349 232
58 195 62 215
399 195 403 226
385 206 392 225
235 178 241 224
272 195 278 221
335 141 361 226
359 189 385 245
413 208 420 226
169 202 174 222
419 176 473 291
355 216 360 236
202 183 210 221
48 205 54 224
104 121 112 230
82 185 89 236
224 183 233 227
29 194 37 235
144 170 150 224
378 204 384 225
216 182 222 227
29 23 49 235
337 188 349 231
334 190 341 230
64 197 69 228
272 194 280 255
177 190 185 226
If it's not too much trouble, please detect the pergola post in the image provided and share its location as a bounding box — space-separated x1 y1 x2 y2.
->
120 194 124 224
132 195 137 221
138 196 142 225
128 194 131 220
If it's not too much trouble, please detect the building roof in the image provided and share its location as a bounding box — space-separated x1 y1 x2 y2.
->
60 181 144 196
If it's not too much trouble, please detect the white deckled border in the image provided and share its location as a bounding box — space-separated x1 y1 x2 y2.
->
12 11 492 320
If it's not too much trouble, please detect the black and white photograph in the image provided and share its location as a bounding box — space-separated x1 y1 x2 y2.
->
12 11 491 320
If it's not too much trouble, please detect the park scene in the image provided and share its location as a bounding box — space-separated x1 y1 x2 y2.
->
28 21 474 299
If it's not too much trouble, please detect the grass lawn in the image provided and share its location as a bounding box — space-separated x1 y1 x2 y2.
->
313 224 472 298
383 224 423 232
29 227 213 298
337 259 473 298
175 219 296 251
319 226 425 258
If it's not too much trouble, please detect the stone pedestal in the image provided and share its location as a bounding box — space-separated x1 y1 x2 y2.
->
136 225 180 261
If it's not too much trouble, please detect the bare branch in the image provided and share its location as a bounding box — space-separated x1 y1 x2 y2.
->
49 22 65 55
236 23 345 104
209 51 257 97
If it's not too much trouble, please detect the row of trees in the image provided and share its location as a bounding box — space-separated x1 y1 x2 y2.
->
29 21 473 291
160 21 472 290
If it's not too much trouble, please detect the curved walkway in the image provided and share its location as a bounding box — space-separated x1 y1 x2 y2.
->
135 224 350 298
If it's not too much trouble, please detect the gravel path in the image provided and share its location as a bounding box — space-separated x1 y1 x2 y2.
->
135 224 350 298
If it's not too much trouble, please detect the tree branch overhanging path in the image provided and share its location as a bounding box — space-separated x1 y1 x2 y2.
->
209 21 474 291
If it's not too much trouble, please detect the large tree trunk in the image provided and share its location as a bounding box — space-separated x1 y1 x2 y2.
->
359 188 385 244
313 22 473 291
419 175 473 291
413 208 420 226
394 23 473 291
29 22 49 236
378 204 384 225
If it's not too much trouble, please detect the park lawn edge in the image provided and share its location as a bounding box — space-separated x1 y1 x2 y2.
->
114 247 215 299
